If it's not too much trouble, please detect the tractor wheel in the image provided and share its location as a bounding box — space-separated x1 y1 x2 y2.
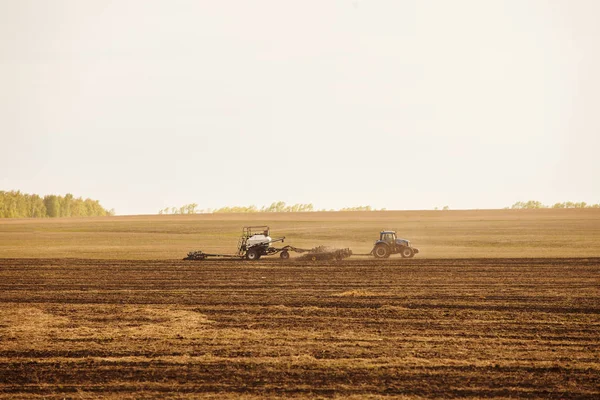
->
280 251 290 260
401 247 414 258
373 244 390 259
246 249 260 260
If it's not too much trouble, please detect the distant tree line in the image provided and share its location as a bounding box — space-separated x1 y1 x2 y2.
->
339 205 388 211
159 200 600 214
158 202 391 214
0 190 114 218
509 200 600 209
214 201 315 213
160 202 316 214
159 203 199 215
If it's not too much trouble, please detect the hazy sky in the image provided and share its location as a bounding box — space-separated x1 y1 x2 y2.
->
2 0 599 215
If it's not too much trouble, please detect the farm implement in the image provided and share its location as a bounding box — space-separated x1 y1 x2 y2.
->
297 246 353 261
184 226 352 261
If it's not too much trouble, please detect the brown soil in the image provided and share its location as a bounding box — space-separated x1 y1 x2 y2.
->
0 257 599 399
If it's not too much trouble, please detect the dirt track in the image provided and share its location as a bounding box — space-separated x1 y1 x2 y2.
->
1 257 599 398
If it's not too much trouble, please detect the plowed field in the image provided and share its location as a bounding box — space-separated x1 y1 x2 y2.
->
1 257 598 399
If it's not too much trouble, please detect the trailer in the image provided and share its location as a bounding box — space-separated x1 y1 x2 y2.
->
183 226 352 261
184 226 310 261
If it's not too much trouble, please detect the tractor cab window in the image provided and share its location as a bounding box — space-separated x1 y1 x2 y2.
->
382 233 395 243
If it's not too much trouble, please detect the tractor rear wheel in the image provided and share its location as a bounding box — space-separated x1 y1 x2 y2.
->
280 250 290 260
246 249 260 260
373 244 390 259
401 247 414 258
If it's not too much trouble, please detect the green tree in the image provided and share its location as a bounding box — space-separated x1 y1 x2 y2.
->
44 195 61 217
29 194 46 217
60 193 74 217
71 197 87 216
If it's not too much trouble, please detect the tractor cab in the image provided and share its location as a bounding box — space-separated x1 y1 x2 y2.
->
380 231 396 244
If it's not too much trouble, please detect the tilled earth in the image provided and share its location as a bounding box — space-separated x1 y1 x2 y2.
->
0 257 598 399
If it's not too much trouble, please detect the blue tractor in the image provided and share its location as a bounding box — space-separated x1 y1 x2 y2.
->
371 230 419 258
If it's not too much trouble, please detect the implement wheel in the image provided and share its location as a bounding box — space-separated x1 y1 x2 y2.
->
280 251 290 260
373 244 390 259
246 249 261 260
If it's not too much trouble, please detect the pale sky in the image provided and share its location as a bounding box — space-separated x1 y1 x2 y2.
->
1 0 599 215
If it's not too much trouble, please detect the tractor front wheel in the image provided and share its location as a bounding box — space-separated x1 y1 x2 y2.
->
401 247 414 258
373 244 390 259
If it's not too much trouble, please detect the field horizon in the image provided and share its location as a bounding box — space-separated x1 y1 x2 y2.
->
1 208 599 259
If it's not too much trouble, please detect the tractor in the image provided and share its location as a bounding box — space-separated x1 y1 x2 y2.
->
371 230 419 258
